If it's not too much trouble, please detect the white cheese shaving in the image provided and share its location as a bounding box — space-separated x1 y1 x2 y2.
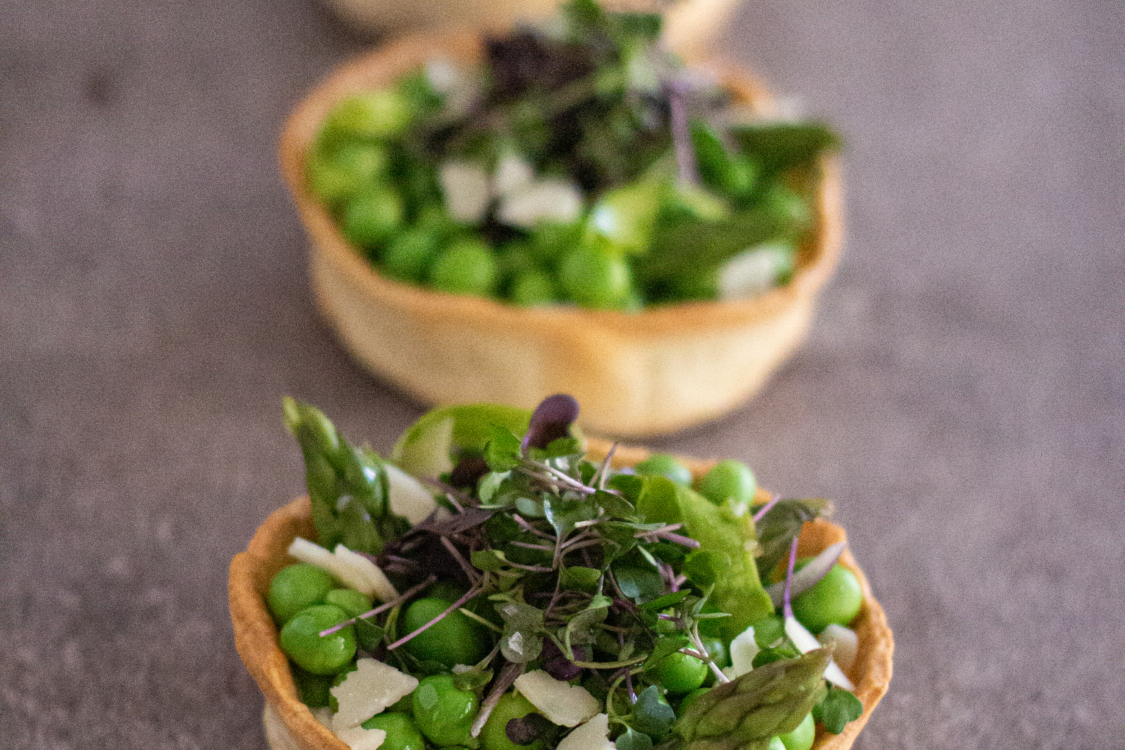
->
384 462 437 525
728 625 759 678
557 713 614 750
335 725 386 750
331 658 419 731
785 616 856 691
286 537 399 601
333 544 398 602
818 624 859 672
514 670 601 727
496 178 583 228
493 152 535 196
717 243 791 300
439 160 492 223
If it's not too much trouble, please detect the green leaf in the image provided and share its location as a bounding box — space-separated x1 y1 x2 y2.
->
560 566 603 592
639 589 693 611
390 402 532 477
639 201 811 287
813 687 864 734
633 685 677 738
729 121 841 174
615 565 665 601
484 425 523 472
637 477 773 640
477 470 511 504
452 666 494 692
471 549 510 572
682 550 724 587
616 727 656 750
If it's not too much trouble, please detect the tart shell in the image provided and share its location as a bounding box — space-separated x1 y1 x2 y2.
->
279 32 844 439
230 439 892 749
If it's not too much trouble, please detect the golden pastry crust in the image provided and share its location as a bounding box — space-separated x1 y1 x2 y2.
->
230 438 892 750
279 32 843 439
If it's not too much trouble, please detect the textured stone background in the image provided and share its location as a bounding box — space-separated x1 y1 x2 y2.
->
1 0 1121 747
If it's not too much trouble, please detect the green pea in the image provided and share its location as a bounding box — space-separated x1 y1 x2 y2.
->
633 453 692 486
412 674 479 746
791 563 863 633
767 736 786 750
696 459 757 506
361 712 426 750
401 597 492 668
307 141 390 206
428 239 498 297
777 711 816 750
509 269 557 307
268 564 335 624
322 90 412 141
278 604 356 675
324 588 373 618
648 652 709 695
342 187 404 250
480 692 547 750
558 244 633 310
382 226 441 282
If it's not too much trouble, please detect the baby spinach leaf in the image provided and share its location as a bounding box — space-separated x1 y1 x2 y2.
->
633 685 677 738
813 687 864 734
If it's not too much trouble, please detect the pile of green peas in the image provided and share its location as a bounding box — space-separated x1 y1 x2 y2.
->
268 454 862 749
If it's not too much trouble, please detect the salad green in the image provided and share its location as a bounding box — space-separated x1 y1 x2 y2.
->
268 394 866 749
305 0 839 311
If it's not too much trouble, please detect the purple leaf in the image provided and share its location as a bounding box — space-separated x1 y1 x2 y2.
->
522 394 580 451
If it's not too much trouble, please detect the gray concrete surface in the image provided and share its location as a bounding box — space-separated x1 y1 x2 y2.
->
1 0 1122 747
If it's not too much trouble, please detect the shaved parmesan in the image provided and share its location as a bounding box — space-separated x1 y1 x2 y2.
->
287 537 398 601
818 624 859 671
385 463 436 525
440 161 491 223
514 670 601 727
333 544 398 602
785 616 856 691
557 713 614 750
335 725 386 750
728 625 760 678
497 178 583 228
331 658 419 731
493 152 535 196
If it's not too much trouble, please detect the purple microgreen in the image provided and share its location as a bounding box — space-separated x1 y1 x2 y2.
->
522 394 580 451
752 493 781 523
449 455 491 489
782 535 800 620
471 660 525 738
509 540 556 552
387 582 484 651
635 523 701 549
688 623 730 683
456 607 504 634
318 574 436 637
592 443 618 490
512 513 556 540
766 540 847 608
667 79 699 185
440 535 482 586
